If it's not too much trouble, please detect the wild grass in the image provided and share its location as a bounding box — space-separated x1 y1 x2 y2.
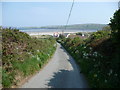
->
2 28 56 87
58 30 120 88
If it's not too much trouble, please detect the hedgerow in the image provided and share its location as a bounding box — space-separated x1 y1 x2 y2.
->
58 29 120 88
2 28 56 87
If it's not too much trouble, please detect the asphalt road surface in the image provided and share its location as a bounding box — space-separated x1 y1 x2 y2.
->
21 43 89 88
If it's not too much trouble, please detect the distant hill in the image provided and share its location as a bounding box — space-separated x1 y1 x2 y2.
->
18 24 107 30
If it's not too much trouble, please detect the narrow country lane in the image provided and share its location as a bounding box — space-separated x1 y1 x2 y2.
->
21 43 89 88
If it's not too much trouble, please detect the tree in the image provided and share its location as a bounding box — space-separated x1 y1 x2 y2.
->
102 26 111 31
76 32 82 36
109 9 120 45
109 9 120 87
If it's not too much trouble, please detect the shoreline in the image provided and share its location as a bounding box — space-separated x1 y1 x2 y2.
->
26 32 75 36
23 31 95 36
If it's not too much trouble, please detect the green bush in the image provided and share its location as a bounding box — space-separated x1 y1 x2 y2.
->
109 9 120 46
59 29 120 88
2 28 56 87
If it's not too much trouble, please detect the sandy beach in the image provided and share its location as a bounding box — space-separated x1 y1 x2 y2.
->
26 31 78 36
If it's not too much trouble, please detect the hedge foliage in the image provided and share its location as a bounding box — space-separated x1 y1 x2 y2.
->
58 29 119 88
2 28 56 87
57 9 120 88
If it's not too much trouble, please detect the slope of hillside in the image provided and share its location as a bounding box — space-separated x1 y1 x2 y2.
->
18 24 107 30
41 24 107 30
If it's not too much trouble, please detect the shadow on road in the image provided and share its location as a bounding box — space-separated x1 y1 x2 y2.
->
45 43 89 88
46 69 74 88
46 44 89 88
46 69 89 88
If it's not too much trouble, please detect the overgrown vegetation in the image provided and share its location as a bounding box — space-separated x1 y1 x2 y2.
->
0 27 2 88
57 9 120 88
2 28 56 88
